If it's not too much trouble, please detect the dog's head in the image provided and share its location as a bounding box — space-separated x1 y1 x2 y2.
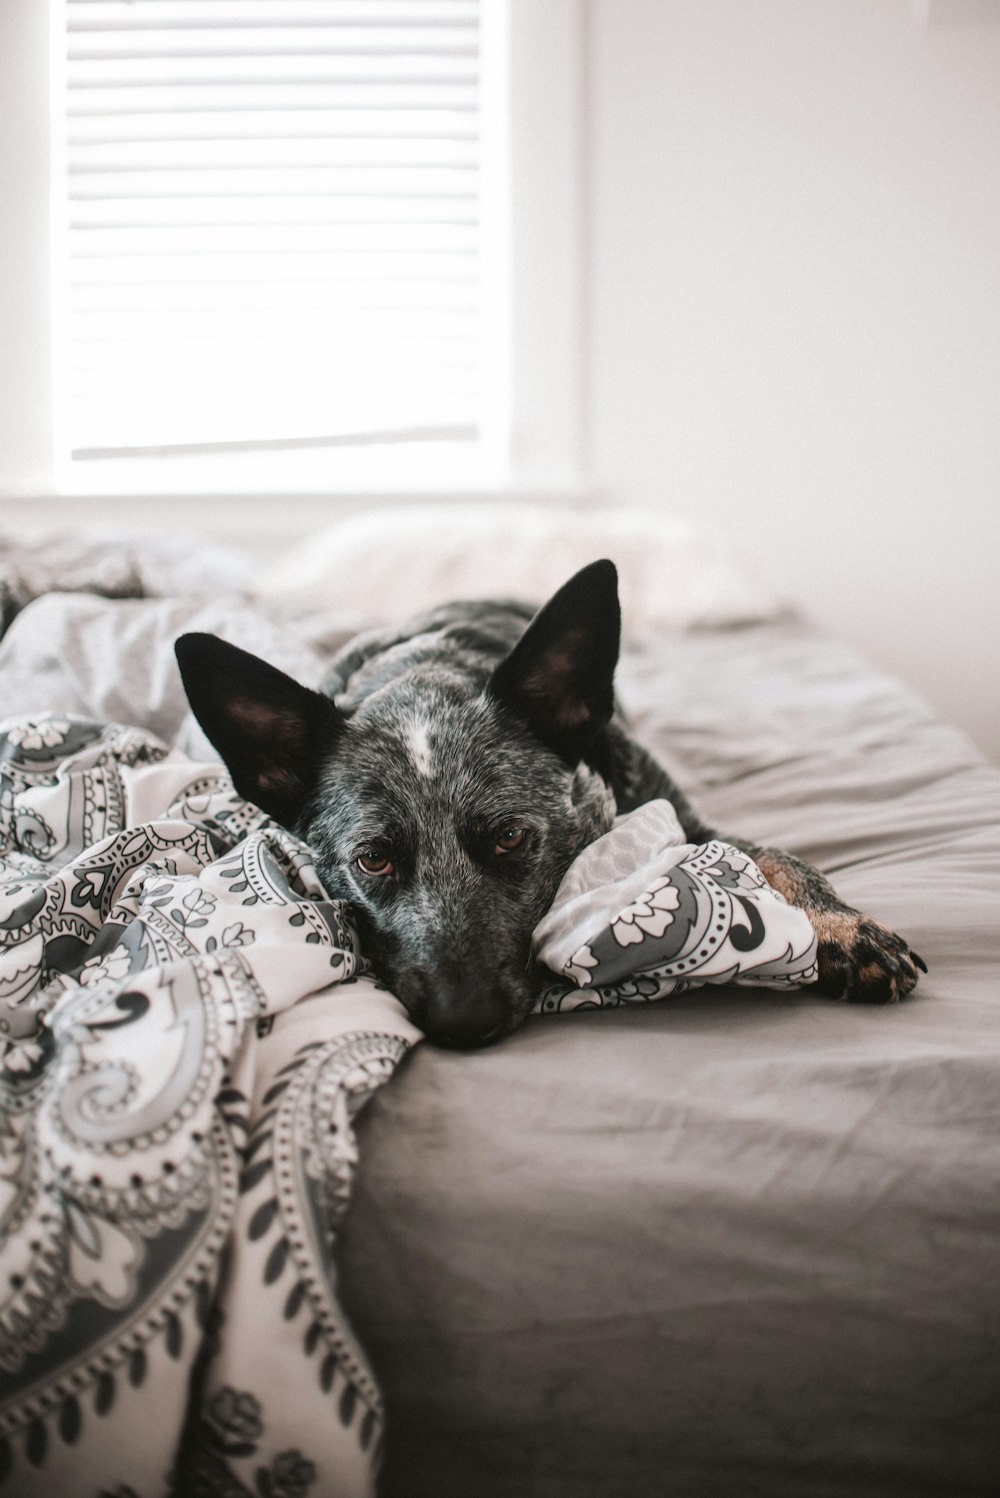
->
175 561 620 1048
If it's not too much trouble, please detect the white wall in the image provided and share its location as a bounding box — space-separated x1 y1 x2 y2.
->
2 0 997 760
0 0 51 492
586 0 1000 761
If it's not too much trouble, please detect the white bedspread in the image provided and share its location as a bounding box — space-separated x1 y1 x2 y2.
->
0 716 420 1498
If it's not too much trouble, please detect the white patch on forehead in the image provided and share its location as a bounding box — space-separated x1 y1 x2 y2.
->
406 718 435 778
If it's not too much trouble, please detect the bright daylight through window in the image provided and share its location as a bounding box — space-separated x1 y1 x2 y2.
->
51 0 504 482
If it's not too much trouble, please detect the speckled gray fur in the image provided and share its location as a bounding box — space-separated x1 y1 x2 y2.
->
305 599 633 1043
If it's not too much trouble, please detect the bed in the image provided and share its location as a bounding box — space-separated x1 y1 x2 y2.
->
1 512 997 1498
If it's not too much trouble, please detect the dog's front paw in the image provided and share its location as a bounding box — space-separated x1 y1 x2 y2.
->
814 912 927 1003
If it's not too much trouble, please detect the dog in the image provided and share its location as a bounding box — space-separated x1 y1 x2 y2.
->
175 559 925 1049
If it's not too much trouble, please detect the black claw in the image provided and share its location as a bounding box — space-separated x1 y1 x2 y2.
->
911 951 928 974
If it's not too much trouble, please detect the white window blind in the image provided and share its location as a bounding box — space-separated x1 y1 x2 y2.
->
54 0 494 460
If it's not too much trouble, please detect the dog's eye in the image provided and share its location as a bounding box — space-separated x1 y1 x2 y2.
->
357 850 394 877
494 826 526 855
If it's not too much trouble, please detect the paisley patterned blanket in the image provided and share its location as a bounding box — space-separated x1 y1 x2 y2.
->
0 716 817 1498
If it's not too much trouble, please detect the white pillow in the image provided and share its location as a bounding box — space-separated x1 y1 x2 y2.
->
255 503 782 636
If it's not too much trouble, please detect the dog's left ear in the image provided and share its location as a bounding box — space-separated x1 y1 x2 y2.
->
488 558 620 762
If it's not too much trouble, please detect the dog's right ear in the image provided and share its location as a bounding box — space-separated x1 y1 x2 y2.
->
174 633 344 829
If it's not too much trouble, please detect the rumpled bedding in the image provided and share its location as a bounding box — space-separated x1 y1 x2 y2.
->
0 532 254 640
0 531 997 1498
0 712 817 1496
0 716 420 1498
534 798 817 1002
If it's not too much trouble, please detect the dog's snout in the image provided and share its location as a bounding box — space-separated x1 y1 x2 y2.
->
429 1019 505 1052
401 966 508 1049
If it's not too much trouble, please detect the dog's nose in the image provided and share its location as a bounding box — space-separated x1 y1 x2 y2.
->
401 968 508 1049
428 1019 505 1051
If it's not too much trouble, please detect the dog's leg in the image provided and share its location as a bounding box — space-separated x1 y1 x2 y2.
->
727 841 926 1003
608 728 925 1003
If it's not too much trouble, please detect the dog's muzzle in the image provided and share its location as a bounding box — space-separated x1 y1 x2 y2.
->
395 964 519 1050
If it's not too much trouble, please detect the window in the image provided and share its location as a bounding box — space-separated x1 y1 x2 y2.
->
51 0 508 487
0 1 581 501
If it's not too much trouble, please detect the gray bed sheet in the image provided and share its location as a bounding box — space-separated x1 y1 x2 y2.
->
1 570 995 1498
335 620 1000 1498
